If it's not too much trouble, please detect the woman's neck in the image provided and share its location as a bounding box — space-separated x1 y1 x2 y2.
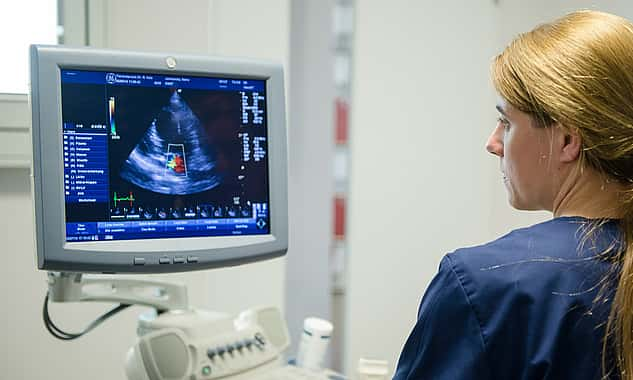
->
552 166 626 219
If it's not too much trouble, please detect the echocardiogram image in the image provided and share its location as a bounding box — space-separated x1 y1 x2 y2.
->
107 85 264 214
119 90 221 195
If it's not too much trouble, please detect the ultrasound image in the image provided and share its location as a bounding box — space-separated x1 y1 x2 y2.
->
119 91 221 194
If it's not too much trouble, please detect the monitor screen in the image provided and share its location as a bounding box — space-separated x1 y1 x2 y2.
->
60 69 270 242
30 45 288 273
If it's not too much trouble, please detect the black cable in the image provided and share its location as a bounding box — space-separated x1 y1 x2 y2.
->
43 291 131 341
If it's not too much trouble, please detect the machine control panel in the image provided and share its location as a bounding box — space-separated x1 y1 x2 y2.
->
194 328 277 379
126 307 290 380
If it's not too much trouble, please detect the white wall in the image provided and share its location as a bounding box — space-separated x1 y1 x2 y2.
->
345 2 498 374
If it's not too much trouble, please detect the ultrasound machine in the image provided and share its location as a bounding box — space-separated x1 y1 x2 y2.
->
29 45 342 380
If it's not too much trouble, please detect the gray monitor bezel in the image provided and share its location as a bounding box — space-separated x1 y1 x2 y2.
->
30 45 288 273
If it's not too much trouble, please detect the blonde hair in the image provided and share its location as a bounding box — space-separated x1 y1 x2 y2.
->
492 10 633 379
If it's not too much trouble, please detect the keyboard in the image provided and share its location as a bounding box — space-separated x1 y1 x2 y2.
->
253 365 346 380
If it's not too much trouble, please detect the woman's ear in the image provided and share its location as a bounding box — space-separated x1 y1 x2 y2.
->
559 126 581 163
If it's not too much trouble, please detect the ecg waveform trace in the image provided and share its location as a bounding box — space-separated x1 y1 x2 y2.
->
113 191 135 208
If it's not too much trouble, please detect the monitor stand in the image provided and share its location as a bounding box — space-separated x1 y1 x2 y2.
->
47 271 189 311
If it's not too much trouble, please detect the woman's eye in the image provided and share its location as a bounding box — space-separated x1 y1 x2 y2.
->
497 116 510 130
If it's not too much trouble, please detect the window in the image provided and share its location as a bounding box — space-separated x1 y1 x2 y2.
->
0 0 58 94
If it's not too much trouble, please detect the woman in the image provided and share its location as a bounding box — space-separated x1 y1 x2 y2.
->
393 10 633 380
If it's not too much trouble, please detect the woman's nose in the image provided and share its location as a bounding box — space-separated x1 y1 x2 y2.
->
486 125 504 157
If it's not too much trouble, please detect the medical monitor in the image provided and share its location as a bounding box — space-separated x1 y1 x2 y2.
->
29 45 288 273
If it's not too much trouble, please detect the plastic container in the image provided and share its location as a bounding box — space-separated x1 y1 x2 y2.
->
296 317 334 371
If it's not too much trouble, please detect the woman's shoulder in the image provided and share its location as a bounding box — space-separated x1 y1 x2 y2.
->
441 216 618 334
438 217 620 378
441 216 620 325
445 216 619 284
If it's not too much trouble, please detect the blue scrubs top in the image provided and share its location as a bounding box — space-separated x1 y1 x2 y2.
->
393 217 621 380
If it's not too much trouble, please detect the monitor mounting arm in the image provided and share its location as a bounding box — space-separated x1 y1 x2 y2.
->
47 272 189 311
